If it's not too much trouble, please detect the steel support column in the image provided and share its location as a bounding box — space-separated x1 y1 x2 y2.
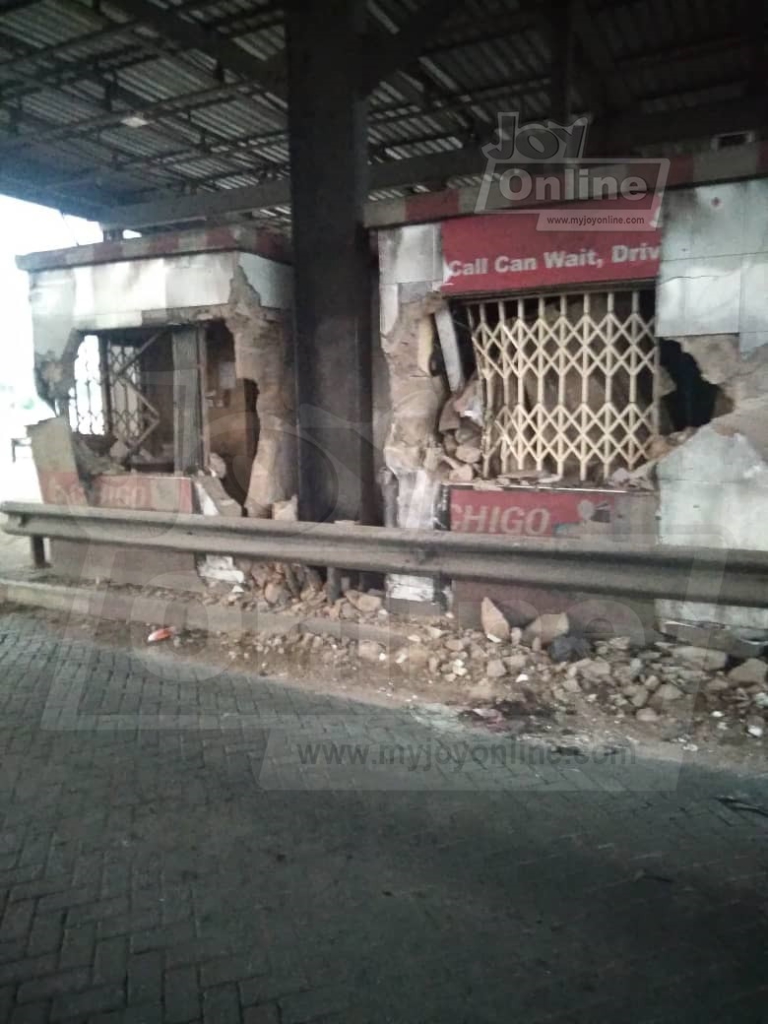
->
285 0 374 524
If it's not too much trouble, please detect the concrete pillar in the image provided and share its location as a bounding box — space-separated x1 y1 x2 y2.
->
285 0 374 523
172 327 203 474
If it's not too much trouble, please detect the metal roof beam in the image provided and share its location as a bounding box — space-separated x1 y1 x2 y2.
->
361 0 455 95
571 0 632 109
98 94 768 230
108 0 286 99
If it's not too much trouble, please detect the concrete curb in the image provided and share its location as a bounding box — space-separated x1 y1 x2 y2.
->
0 578 409 648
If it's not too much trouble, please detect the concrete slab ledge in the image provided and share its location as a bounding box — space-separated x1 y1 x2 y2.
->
0 578 408 648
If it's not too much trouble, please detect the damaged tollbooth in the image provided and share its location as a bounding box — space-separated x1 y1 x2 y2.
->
12 163 768 646
18 225 296 586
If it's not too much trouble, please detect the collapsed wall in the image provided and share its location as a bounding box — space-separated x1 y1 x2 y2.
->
17 228 297 587
376 178 768 633
656 180 768 629
225 266 296 518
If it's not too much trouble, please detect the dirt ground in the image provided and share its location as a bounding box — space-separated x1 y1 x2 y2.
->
9 597 767 777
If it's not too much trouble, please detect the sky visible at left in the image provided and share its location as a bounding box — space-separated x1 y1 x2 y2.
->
0 195 100 402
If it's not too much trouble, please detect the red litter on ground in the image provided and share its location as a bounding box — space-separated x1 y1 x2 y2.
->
147 627 176 644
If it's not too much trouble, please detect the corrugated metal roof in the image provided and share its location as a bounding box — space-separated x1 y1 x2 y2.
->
0 0 756 227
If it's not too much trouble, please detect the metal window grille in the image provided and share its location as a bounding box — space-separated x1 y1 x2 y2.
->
68 332 163 453
466 289 659 482
104 334 162 451
68 335 105 435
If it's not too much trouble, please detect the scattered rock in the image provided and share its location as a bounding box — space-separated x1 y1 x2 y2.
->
611 636 633 651
455 443 483 465
630 686 650 709
481 598 510 642
273 495 298 521
671 646 728 672
264 582 291 606
468 680 496 701
578 658 612 681
636 707 659 722
549 634 591 663
523 612 569 647
486 659 507 680
445 638 465 653
727 658 767 686
628 658 644 681
746 716 765 739
398 645 430 670
438 397 460 433
358 641 385 664
504 654 527 673
654 683 684 703
356 593 384 614
448 464 475 484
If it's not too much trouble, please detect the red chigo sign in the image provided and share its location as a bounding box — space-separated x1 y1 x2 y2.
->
441 210 661 295
449 487 624 540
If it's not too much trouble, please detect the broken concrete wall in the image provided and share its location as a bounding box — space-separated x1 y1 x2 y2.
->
658 417 768 630
657 180 768 353
225 266 296 518
378 224 449 603
19 230 295 523
21 230 292 413
656 178 768 629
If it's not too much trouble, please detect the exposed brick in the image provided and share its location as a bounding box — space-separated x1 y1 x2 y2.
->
0 901 34 943
50 985 125 1021
27 911 64 957
244 1005 281 1024
0 954 57 985
164 965 200 1024
200 954 268 990
9 1002 50 1024
58 922 96 970
17 966 90 1003
94 936 128 986
127 950 163 1006
129 919 196 954
202 984 241 1024
0 610 764 1024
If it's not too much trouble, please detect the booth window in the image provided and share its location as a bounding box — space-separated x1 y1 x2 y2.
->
464 288 658 482
68 329 171 462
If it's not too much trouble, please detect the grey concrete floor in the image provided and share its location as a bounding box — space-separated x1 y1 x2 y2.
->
0 609 766 1024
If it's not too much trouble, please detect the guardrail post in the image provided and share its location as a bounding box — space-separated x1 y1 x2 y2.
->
30 536 46 569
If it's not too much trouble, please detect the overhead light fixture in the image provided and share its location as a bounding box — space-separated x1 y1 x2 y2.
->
121 114 150 128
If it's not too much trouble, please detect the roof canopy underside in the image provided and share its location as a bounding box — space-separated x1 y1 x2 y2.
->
0 0 762 231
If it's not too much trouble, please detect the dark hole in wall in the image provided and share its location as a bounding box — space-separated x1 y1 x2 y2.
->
448 306 479 381
205 320 259 507
658 338 733 431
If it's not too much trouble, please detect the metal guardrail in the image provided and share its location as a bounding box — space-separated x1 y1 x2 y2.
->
2 500 768 608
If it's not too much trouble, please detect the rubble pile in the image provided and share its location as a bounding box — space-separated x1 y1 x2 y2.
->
203 564 390 621
437 377 485 484
201 585 767 747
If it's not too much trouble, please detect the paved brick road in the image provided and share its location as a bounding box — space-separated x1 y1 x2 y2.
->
0 610 766 1023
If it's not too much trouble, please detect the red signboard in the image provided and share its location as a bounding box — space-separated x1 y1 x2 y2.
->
92 474 194 514
442 208 661 295
449 486 627 540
